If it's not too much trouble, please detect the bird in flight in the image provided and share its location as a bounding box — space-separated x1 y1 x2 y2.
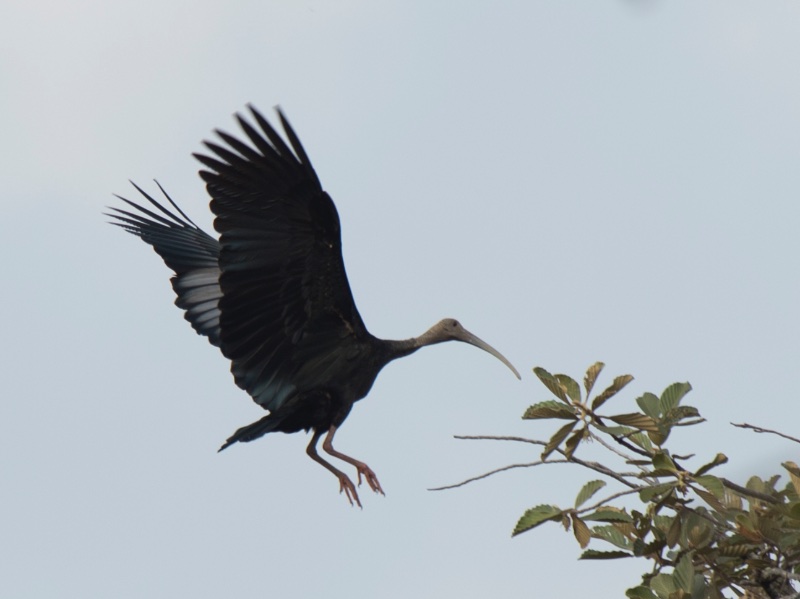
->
108 106 520 507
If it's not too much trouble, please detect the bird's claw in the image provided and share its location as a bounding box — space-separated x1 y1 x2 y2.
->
356 464 385 496
338 474 362 508
335 465 383 507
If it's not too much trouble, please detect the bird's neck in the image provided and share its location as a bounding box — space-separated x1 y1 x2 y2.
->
383 337 423 360
383 327 446 361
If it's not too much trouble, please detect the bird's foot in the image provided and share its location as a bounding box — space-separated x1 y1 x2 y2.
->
337 473 363 508
355 463 385 496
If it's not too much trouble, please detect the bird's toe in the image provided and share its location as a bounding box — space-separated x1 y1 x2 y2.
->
356 464 385 496
338 474 362 508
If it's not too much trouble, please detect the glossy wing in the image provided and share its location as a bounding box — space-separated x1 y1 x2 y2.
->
107 182 223 346
194 106 368 411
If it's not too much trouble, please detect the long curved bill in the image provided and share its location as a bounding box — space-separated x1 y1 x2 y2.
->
457 328 521 380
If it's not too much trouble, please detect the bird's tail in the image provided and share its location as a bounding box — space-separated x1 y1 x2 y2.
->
218 413 284 452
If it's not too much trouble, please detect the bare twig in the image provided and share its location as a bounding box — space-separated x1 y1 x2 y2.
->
452 434 545 446
428 460 556 491
575 486 647 515
732 423 800 445
761 567 800 583
675 418 706 427
696 552 746 597
442 434 640 489
759 567 800 599
589 431 651 476
608 432 653 458
720 478 780 505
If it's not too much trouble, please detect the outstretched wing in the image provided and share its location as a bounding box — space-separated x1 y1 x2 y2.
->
195 106 368 412
107 182 223 347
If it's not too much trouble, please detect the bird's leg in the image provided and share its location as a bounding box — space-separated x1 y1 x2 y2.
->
322 425 385 496
306 430 362 508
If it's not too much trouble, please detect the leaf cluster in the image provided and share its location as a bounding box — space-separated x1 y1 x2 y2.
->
461 363 800 598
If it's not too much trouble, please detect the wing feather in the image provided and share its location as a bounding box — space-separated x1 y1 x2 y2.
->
107 183 223 347
196 106 368 411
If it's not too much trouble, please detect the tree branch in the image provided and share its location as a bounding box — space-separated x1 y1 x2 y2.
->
590 431 652 477
720 477 780 505
428 460 555 491
443 434 640 489
732 423 800 445
576 486 647 515
452 434 545 446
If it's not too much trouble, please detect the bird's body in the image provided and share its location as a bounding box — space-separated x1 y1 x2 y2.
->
109 107 519 506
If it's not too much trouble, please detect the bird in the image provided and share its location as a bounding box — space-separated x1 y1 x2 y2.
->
108 106 520 507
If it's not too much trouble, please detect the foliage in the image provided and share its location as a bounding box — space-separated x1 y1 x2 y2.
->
437 363 800 599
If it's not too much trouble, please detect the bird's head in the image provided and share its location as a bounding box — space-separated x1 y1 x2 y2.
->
423 318 521 379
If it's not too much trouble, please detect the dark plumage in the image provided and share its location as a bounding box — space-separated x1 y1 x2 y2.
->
108 106 520 506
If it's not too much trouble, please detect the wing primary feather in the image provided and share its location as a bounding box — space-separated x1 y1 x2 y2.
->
194 152 233 177
108 182 223 347
215 129 264 163
203 141 251 171
235 115 278 161
247 105 296 164
275 107 320 187
152 180 201 229
125 181 196 229
111 196 184 229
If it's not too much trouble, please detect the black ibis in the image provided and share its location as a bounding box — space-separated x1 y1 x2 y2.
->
108 106 520 507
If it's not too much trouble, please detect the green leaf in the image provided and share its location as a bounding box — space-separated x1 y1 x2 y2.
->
555 374 581 403
673 553 694 593
660 382 691 414
671 405 701 421
694 489 725 512
646 428 668 447
722 488 742 510
591 374 634 410
689 573 707 599
610 413 660 432
541 421 577 460
512 504 563 536
694 453 728 476
694 489 724 513
572 514 591 548
564 428 584 459
522 400 577 420
746 475 770 495
666 514 681 548
652 451 677 472
629 431 654 452
686 520 713 549
595 424 635 436
591 524 632 549
583 509 633 523
583 362 604 396
575 480 607 508
636 392 660 418
718 543 755 557
694 475 724 499
783 461 800 496
639 483 675 503
580 549 632 560
734 514 761 542
626 586 658 599
790 501 800 521
533 367 569 403
650 573 677 599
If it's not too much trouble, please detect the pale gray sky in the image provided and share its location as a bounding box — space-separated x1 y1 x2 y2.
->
3 2 800 598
